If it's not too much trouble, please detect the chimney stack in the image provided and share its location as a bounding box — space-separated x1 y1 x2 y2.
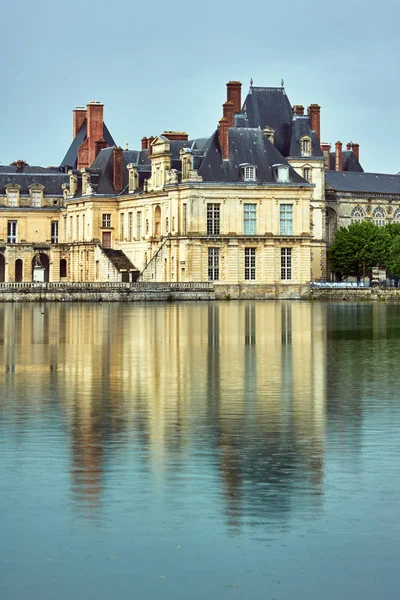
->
226 81 242 115
352 143 360 162
320 143 331 169
223 101 235 128
219 117 229 160
162 131 189 141
95 139 107 159
73 107 86 138
87 101 104 166
293 105 305 116
141 137 148 151
113 147 123 192
346 143 351 150
308 104 321 141
147 136 155 156
335 141 343 171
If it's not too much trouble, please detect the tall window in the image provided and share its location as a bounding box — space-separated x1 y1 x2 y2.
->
183 204 187 235
280 204 293 235
300 137 311 156
82 214 86 240
207 204 220 235
245 248 256 280
120 213 125 241
31 191 42 207
7 190 18 207
208 248 220 281
70 216 73 241
7 220 17 244
102 213 111 228
137 211 142 239
76 215 80 240
51 221 59 244
281 248 292 280
244 165 256 181
128 212 133 241
393 208 400 222
302 167 312 182
373 207 386 227
244 204 257 235
351 206 364 224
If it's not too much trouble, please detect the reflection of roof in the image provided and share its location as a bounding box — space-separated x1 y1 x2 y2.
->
60 119 116 169
326 171 400 194
0 165 68 196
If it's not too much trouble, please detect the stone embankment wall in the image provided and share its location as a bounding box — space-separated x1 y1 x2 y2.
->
310 288 400 302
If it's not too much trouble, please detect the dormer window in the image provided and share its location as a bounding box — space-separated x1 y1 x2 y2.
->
241 164 256 181
300 136 312 157
29 184 44 207
6 185 20 207
273 164 290 183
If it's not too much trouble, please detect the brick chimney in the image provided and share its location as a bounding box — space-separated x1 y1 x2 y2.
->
141 137 148 150
335 141 343 171
147 136 155 156
293 105 305 116
346 142 351 150
320 142 331 169
219 117 229 160
95 139 107 159
352 143 360 162
223 101 234 128
87 101 104 166
113 147 123 192
162 131 189 141
308 104 321 141
226 81 242 115
73 107 86 138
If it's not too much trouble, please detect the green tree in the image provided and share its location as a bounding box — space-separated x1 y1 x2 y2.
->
386 235 400 277
330 221 390 279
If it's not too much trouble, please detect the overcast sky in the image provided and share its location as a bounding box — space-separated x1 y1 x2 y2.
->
0 0 398 173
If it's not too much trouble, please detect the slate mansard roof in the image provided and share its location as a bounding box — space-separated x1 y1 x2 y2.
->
325 172 400 194
61 119 116 170
0 165 68 196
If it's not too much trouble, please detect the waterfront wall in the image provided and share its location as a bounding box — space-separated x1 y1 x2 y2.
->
310 288 400 302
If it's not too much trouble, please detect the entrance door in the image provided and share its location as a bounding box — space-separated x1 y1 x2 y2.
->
102 232 111 248
15 259 23 282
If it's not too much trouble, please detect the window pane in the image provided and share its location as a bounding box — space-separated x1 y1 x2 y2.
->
7 220 17 243
281 248 292 280
245 248 256 280
207 204 220 235
244 204 256 235
280 204 293 235
208 247 219 281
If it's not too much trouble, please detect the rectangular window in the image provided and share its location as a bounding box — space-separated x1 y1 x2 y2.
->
245 248 256 280
76 215 80 240
208 247 220 281
244 165 256 181
102 213 111 228
70 216 73 241
51 221 59 244
281 248 292 280
82 214 86 240
7 220 17 244
302 167 312 182
280 204 293 235
7 190 18 207
137 211 142 239
207 203 220 235
128 212 133 241
183 204 187 235
31 191 41 207
120 213 125 241
244 204 257 235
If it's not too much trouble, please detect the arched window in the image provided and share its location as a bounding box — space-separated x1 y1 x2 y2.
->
373 207 386 227
154 205 161 236
300 136 312 156
393 208 400 222
351 206 364 224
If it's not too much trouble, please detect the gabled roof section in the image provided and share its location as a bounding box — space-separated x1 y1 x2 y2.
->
60 119 116 169
0 165 68 196
289 116 323 158
325 171 400 194
198 127 307 184
243 87 293 157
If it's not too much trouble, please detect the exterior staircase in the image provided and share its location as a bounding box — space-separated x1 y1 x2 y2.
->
100 247 140 282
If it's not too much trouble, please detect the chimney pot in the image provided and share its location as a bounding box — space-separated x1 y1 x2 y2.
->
226 81 242 115
352 143 360 162
335 141 343 171
223 101 234 128
308 104 321 141
293 105 305 116
141 137 148 151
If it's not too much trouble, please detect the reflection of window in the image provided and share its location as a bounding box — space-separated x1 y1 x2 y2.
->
208 248 219 281
281 248 292 280
280 204 293 235
51 221 59 244
245 248 256 280
7 220 17 244
102 213 111 228
351 206 364 224
207 204 220 235
373 207 385 227
244 204 256 234
303 167 312 182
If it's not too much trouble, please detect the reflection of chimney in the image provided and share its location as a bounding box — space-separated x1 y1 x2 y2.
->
293 105 304 115
113 147 123 192
335 141 343 171
352 143 360 162
219 118 229 160
308 104 321 141
223 101 234 128
226 81 242 114
73 107 86 138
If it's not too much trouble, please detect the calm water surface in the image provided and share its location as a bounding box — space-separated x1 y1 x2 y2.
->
0 301 399 599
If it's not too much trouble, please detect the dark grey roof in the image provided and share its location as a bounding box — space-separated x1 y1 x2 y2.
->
243 87 293 156
0 165 68 196
60 119 116 169
329 150 363 172
198 128 307 184
289 116 323 158
326 171 400 194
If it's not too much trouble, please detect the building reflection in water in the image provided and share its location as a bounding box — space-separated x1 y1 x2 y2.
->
0 301 329 528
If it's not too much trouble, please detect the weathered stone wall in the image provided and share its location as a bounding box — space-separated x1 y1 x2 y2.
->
310 288 400 302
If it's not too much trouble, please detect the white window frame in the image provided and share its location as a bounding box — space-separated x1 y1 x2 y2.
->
280 204 293 235
243 165 256 181
281 248 292 280
51 221 59 244
7 220 17 244
207 204 220 235
245 247 256 280
208 247 220 281
373 207 386 227
351 206 364 224
7 189 19 207
244 204 257 235
302 166 312 182
102 213 111 228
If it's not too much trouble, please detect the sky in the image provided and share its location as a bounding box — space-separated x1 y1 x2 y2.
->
0 0 398 174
